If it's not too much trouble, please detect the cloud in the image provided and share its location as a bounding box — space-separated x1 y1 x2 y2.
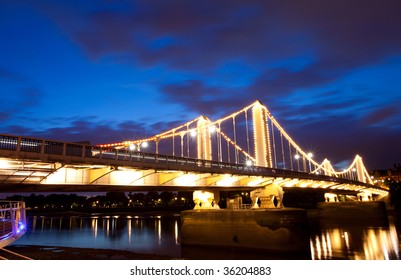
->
161 80 252 117
280 113 401 170
38 0 401 71
0 65 44 123
0 112 11 122
249 66 334 100
361 105 401 128
0 87 44 123
2 116 175 146
35 0 401 119
0 68 25 82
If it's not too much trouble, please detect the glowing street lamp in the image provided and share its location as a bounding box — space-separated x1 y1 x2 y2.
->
141 142 148 148
129 144 136 151
208 125 216 133
246 159 253 167
190 130 197 137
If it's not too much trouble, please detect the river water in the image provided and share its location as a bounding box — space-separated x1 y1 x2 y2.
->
12 212 401 260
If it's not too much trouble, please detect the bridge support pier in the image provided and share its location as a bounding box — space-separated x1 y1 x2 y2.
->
193 190 220 209
250 184 284 209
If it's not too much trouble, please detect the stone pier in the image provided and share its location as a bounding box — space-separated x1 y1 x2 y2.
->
181 208 309 254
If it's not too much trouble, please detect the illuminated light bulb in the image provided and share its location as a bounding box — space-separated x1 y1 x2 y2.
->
141 142 149 148
352 168 357 172
129 144 136 151
294 154 300 160
208 125 216 133
307 152 313 158
190 130 197 137
246 159 253 167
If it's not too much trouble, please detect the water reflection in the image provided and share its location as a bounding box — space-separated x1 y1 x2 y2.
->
310 218 400 260
15 214 181 258
14 214 401 260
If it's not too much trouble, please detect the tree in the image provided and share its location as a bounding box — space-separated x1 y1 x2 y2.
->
144 191 159 207
128 192 145 207
105 192 128 208
159 191 175 207
176 191 194 207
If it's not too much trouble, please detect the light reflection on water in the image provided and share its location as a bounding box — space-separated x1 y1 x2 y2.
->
14 214 401 260
309 218 400 260
16 214 181 258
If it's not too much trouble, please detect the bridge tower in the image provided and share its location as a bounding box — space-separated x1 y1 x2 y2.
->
252 101 272 167
355 155 367 183
323 159 332 176
193 116 220 209
197 116 212 161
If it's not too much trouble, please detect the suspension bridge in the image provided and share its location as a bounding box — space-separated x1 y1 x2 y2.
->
0 100 388 208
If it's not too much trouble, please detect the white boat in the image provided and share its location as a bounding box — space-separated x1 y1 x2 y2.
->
0 201 26 248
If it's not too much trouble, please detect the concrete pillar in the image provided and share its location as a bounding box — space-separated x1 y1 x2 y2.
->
197 116 212 161
250 184 284 208
252 101 272 167
193 190 220 209
324 193 338 202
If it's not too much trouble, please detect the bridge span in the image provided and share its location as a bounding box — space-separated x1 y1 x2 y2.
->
0 101 389 208
0 134 386 195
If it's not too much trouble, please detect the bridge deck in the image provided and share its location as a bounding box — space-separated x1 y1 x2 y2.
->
0 134 388 195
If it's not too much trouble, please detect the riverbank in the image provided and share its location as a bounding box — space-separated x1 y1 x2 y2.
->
25 206 192 216
3 245 174 260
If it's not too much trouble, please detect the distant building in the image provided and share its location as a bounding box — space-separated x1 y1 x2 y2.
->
372 164 401 183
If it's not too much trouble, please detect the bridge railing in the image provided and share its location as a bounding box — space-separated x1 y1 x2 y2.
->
0 200 26 247
0 134 368 186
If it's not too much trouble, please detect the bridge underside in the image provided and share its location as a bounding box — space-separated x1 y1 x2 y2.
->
0 154 387 198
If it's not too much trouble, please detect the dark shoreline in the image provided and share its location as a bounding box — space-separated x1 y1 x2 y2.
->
4 245 175 260
25 206 192 216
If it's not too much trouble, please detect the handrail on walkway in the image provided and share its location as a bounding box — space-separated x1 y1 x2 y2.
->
0 200 26 248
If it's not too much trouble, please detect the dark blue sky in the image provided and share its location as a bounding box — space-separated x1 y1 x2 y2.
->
1 0 400 170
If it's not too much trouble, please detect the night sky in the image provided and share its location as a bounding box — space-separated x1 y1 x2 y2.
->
1 0 400 171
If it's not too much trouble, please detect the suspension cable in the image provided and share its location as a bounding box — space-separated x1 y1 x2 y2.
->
289 141 293 170
227 139 231 163
280 132 285 169
271 119 277 168
172 130 175 156
180 133 184 157
100 101 373 183
186 124 190 157
232 116 239 164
